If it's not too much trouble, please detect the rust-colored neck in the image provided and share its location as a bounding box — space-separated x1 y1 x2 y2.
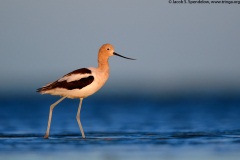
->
98 52 110 72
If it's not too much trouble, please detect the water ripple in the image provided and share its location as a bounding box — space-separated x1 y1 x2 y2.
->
0 130 240 152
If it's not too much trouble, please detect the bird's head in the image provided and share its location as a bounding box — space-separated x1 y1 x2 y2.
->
98 43 136 60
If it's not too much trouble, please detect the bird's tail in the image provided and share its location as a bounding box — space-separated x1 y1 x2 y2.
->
36 87 46 94
36 82 55 94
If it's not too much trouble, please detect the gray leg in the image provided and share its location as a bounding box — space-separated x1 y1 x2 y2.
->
76 98 85 138
44 96 66 139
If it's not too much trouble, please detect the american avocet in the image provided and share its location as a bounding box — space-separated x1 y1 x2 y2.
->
37 43 135 139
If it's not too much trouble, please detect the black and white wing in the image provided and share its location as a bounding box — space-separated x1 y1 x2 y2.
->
37 68 94 93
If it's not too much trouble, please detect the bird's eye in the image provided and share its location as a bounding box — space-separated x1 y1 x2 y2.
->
107 48 110 50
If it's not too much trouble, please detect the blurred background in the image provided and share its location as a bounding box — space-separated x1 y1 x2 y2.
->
0 0 239 98
0 1 240 160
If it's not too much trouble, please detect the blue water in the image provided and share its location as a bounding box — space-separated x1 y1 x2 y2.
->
0 95 240 160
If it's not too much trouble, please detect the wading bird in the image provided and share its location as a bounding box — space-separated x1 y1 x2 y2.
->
37 43 135 139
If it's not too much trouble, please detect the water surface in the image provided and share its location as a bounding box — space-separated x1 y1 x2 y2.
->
0 95 240 159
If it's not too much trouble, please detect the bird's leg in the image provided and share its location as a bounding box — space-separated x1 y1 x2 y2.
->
44 96 66 139
76 98 85 138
